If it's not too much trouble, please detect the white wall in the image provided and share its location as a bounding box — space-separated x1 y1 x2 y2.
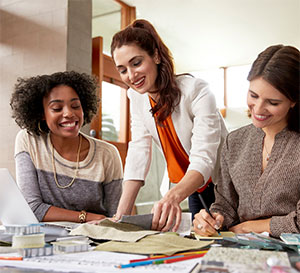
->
0 0 92 177
123 0 300 72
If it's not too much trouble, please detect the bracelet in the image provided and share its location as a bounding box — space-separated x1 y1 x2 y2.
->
79 210 87 223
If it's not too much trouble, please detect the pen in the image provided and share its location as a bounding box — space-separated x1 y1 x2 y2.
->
117 255 185 268
130 251 208 263
130 255 181 263
149 250 208 259
0 256 23 261
117 260 154 268
198 193 221 235
189 262 202 273
164 253 206 264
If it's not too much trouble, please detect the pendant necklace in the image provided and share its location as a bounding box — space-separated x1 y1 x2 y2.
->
264 143 270 161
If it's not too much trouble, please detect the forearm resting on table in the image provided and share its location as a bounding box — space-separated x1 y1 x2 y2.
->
42 206 105 223
114 179 144 219
229 218 271 234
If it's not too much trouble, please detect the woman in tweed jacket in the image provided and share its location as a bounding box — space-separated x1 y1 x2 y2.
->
193 45 300 238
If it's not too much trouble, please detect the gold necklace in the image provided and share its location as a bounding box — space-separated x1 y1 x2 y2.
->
51 135 82 189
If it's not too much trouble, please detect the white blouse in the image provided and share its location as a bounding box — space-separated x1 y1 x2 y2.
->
123 75 228 185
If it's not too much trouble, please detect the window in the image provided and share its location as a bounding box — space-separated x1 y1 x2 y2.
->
101 81 121 142
192 64 251 109
226 65 251 108
192 64 252 131
192 68 224 109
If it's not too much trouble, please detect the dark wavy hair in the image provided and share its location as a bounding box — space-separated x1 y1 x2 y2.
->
111 19 181 125
247 45 300 132
10 71 99 135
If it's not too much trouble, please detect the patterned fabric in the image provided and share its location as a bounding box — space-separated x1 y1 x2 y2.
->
95 232 212 255
14 130 123 221
210 124 300 237
70 219 159 242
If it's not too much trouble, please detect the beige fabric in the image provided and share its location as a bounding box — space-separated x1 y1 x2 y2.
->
70 219 159 242
95 232 213 256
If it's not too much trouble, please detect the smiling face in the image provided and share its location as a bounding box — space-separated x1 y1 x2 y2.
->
247 77 295 133
113 43 159 96
43 85 84 140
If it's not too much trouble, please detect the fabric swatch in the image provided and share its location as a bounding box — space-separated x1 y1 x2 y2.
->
119 214 153 230
95 232 213 255
70 219 159 242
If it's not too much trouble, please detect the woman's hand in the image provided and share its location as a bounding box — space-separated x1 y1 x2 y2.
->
151 196 182 232
151 170 208 232
229 219 271 234
193 209 223 236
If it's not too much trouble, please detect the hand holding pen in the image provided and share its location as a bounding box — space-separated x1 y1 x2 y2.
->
193 194 224 236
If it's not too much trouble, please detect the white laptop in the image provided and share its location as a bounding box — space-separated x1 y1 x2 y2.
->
0 168 39 225
0 168 78 241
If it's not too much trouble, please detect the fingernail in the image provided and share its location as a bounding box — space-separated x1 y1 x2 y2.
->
214 225 220 230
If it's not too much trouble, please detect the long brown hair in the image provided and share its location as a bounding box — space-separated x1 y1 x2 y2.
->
111 19 181 125
247 45 300 132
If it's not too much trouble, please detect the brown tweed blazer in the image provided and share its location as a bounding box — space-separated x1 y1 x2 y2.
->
210 124 300 237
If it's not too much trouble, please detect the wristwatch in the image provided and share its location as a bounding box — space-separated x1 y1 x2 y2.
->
79 210 87 223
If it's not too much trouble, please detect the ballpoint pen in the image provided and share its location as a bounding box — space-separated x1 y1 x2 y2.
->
163 253 206 264
117 255 185 268
131 250 208 262
198 193 221 235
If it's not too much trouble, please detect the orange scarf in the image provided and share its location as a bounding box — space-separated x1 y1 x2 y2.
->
149 97 212 192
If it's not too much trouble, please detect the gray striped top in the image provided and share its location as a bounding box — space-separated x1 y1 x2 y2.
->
15 130 123 221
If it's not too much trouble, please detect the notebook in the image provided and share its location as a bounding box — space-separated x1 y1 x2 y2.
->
0 168 38 225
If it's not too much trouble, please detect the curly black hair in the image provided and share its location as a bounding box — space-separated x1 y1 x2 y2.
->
10 71 99 135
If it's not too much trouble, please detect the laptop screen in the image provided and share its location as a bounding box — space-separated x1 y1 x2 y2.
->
0 168 39 225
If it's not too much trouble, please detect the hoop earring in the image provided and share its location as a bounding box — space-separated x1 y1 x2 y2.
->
38 121 45 134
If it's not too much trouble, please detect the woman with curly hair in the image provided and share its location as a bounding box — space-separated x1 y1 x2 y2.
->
111 19 227 232
10 71 123 223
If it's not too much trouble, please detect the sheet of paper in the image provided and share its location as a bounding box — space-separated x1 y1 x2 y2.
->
0 250 198 273
171 212 192 236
